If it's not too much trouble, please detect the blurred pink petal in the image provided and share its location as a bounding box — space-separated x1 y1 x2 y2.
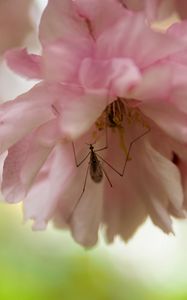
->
123 0 187 21
5 48 42 79
0 0 33 54
42 38 93 83
0 83 55 153
23 143 76 231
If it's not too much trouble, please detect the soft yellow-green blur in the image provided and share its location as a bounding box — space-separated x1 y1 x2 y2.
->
0 202 187 300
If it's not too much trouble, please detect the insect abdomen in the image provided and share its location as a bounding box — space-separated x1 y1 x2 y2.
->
90 154 103 183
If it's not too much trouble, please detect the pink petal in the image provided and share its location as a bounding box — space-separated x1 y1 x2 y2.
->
97 13 186 68
73 0 128 38
2 119 63 204
39 0 90 43
141 102 187 142
5 48 42 79
54 138 105 247
20 119 62 190
130 62 172 102
0 83 55 153
42 38 92 83
24 143 76 229
57 85 108 139
2 134 33 203
70 176 103 247
79 57 141 97
103 125 183 238
168 20 187 39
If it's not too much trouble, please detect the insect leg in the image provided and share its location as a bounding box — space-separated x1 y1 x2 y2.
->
67 164 90 222
72 142 90 167
97 127 150 176
121 127 150 176
97 153 123 176
101 165 113 187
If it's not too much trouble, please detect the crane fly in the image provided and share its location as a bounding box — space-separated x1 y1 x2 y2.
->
67 126 150 221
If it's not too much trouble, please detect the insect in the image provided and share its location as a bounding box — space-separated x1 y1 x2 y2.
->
67 125 150 221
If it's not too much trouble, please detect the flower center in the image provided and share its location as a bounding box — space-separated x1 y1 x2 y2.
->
95 98 149 158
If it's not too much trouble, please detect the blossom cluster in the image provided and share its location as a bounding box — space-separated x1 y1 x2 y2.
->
1 0 187 247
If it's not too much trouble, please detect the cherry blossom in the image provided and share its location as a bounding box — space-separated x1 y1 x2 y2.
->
2 0 187 246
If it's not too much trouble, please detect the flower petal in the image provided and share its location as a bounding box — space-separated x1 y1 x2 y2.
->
20 119 62 190
39 0 90 43
2 134 33 203
67 168 103 247
23 143 76 229
103 125 183 239
80 57 141 97
5 48 42 79
57 85 108 139
0 83 55 153
97 13 186 68
42 38 92 83
73 0 128 38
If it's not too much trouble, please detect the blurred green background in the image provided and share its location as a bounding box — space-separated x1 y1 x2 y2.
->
1 202 187 300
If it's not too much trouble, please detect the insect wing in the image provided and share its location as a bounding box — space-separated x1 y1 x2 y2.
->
90 153 103 183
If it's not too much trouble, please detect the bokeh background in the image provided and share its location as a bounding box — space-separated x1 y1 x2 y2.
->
1 202 187 300
1 1 187 299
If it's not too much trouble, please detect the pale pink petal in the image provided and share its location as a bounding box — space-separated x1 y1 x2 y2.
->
39 0 90 43
24 143 76 229
73 0 128 38
141 102 187 142
53 138 105 247
54 162 103 247
97 13 186 68
70 175 103 247
2 119 63 204
5 48 42 79
142 141 183 231
103 128 148 241
0 83 55 153
103 126 183 238
168 21 187 39
42 38 92 83
2 134 33 203
20 119 62 190
130 63 172 102
57 85 108 139
79 57 141 97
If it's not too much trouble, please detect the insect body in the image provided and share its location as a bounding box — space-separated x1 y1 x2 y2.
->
89 145 103 183
67 142 112 221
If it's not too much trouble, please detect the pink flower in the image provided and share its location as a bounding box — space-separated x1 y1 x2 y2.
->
0 0 33 55
2 0 187 246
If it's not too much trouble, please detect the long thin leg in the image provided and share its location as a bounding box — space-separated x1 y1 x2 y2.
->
97 153 123 176
121 128 150 175
101 165 113 187
72 142 90 167
97 128 150 176
67 165 90 222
